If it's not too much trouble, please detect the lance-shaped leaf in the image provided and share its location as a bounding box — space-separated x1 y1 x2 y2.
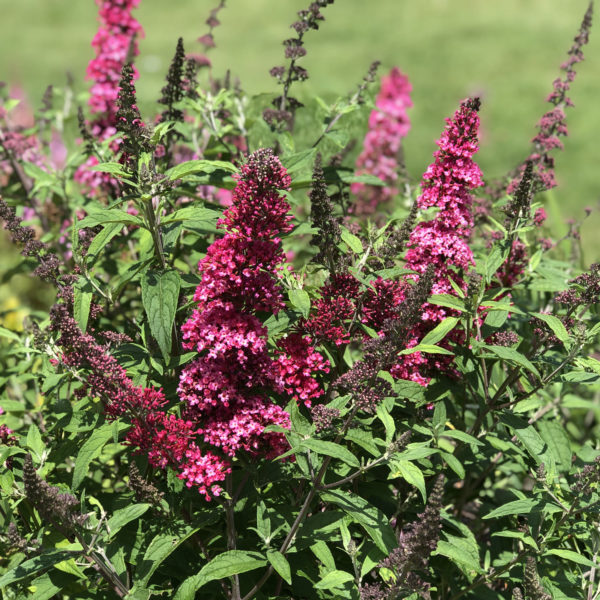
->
141 269 181 362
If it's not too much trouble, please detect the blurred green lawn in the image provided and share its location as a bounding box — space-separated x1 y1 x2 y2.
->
1 0 599 265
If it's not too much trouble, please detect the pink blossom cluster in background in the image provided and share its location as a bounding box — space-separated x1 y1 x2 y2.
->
351 67 412 216
76 0 144 193
178 149 328 491
86 0 143 138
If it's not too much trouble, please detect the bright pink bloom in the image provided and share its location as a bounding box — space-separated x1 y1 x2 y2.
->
396 98 483 382
405 98 483 299
351 67 412 215
276 333 329 405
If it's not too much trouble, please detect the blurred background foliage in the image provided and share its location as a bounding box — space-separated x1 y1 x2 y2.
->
1 0 599 328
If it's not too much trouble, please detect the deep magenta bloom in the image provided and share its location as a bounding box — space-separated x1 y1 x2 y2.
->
304 274 360 346
351 67 412 215
178 149 327 492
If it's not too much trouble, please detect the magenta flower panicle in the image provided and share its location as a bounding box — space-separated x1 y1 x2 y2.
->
396 98 483 383
178 149 328 493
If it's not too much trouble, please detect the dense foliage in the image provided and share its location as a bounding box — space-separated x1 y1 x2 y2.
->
1 1 599 599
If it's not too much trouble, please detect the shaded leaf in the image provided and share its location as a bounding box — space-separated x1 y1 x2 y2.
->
320 489 396 553
73 423 115 489
266 550 292 585
302 439 359 467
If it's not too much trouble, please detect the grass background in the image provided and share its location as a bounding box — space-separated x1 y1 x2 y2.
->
0 0 599 308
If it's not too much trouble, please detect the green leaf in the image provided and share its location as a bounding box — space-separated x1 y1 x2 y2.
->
0 325 20 342
399 344 454 356
297 511 346 548
281 148 317 175
26 424 44 462
141 270 181 362
161 206 219 230
314 570 354 590
484 345 540 378
440 451 465 479
0 551 76 587
89 161 129 177
483 498 540 519
287 399 312 436
341 173 385 186
500 413 549 467
24 572 62 600
193 550 267 591
288 289 311 319
73 276 93 333
393 379 425 402
320 490 396 553
545 549 595 567
310 540 336 573
72 423 115 489
534 313 571 346
429 294 465 312
537 420 572 473
376 403 395 444
485 246 507 280
340 228 364 253
432 402 447 432
420 317 459 346
345 428 379 457
106 504 151 539
79 208 142 228
389 460 426 502
166 159 237 180
483 308 507 329
266 550 292 585
302 439 360 467
492 530 539 550
135 526 199 586
174 575 200 600
440 430 484 447
360 544 386 578
150 121 174 144
480 301 524 315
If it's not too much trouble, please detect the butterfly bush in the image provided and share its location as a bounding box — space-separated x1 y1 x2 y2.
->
1 2 600 599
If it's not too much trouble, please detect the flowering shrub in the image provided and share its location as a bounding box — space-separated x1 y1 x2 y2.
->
1 1 600 599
